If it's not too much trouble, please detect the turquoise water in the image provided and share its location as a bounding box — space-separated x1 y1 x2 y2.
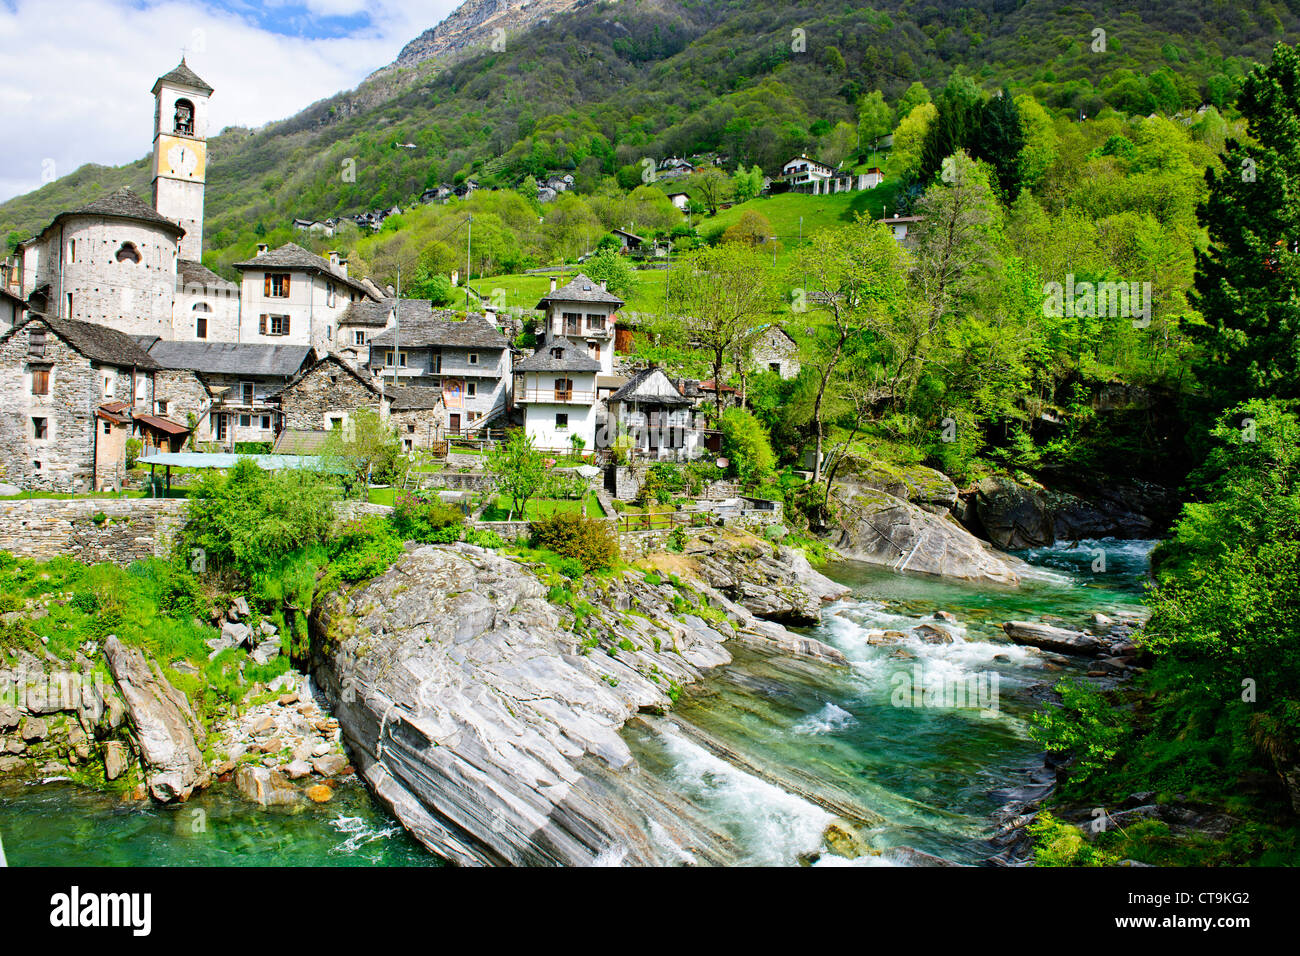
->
0 538 1152 867
621 538 1155 865
0 778 437 866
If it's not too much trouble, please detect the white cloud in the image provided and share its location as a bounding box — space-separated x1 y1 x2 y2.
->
0 0 459 205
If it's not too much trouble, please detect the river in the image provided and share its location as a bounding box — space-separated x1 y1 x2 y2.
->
0 537 1153 866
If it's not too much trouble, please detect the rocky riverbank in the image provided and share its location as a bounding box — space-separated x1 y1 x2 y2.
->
310 535 853 866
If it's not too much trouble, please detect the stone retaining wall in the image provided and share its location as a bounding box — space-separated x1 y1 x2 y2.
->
0 498 188 565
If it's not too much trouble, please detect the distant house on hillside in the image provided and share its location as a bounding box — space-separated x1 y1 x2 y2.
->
878 213 925 243
750 325 800 379
658 157 695 181
666 191 690 211
781 155 880 195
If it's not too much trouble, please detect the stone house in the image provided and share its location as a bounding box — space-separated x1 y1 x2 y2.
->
366 309 512 435
750 325 800 379
604 367 705 461
0 314 160 491
387 387 447 451
271 353 382 432
534 273 620 376
138 339 315 447
233 243 378 354
514 342 600 451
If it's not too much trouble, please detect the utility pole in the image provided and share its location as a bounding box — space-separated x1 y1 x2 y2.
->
392 266 401 391
465 215 473 310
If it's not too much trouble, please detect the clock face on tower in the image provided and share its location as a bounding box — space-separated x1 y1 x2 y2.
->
155 134 205 180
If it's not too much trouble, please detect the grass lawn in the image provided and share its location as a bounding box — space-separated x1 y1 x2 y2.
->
480 493 605 521
468 267 668 315
0 489 190 500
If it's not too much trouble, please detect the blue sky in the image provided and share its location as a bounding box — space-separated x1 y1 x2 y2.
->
0 0 460 204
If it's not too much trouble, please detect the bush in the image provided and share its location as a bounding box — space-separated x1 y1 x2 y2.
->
125 438 142 470
530 514 618 571
391 491 464 542
720 407 776 487
182 459 336 581
328 517 405 582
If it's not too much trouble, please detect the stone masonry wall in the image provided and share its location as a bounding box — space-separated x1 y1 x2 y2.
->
0 498 187 564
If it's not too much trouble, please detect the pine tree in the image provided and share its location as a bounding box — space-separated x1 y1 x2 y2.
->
1191 42 1300 411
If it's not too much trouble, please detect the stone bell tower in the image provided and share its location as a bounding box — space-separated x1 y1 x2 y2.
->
151 59 212 262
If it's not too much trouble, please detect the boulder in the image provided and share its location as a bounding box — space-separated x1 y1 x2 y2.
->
104 741 129 781
103 636 210 802
974 476 1167 550
1003 621 1104 657
677 531 849 626
19 716 47 741
834 458 959 514
305 784 334 803
235 765 300 807
220 621 252 647
826 484 1023 586
312 753 348 777
913 623 953 645
285 759 313 780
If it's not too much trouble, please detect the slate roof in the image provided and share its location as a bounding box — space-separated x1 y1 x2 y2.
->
177 259 237 291
9 314 161 369
607 367 691 405
144 340 314 377
152 59 213 95
268 353 381 400
514 342 601 373
341 297 433 328
35 188 185 240
232 243 374 297
367 312 509 349
388 386 445 411
535 273 623 308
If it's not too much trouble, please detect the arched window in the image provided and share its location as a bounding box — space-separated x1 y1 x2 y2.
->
173 98 195 135
115 242 141 264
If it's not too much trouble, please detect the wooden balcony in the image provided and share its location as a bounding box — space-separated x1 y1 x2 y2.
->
516 388 595 404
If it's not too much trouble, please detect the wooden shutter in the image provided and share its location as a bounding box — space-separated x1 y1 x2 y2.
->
283 275 290 296
283 315 291 335
259 314 267 335
264 275 272 297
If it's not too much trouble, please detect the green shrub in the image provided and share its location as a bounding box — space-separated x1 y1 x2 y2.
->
181 458 335 581
530 514 619 571
720 407 775 487
391 491 464 542
329 517 405 583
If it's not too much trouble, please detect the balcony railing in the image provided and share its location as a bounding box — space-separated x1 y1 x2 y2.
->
516 388 595 404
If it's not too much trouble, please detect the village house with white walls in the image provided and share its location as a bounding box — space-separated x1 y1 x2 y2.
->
514 342 601 452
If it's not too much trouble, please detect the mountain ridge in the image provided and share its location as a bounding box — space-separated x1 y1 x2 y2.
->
4 0 1297 257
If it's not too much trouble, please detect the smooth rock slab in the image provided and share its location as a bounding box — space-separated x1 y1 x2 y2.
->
1003 621 1104 657
104 637 210 802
